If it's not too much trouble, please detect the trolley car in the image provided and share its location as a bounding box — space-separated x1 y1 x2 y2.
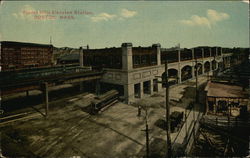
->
91 90 119 114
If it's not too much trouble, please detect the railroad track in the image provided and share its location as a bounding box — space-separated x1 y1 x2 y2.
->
0 112 42 127
0 91 119 127
0 92 89 126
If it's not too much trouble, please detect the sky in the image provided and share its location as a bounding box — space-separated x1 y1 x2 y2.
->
0 1 249 49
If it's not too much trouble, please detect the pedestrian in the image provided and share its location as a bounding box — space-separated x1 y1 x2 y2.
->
138 105 142 117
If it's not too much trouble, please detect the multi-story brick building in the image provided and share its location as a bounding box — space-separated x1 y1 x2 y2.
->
0 41 53 71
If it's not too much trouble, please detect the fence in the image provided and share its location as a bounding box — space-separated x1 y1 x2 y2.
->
172 104 203 156
200 116 250 129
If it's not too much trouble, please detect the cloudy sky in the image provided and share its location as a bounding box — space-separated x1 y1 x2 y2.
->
0 1 249 48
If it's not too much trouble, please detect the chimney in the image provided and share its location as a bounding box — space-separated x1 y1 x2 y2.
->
79 47 83 67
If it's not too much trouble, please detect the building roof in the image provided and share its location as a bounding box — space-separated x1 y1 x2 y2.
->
205 81 248 98
0 41 53 48
161 48 184 52
58 53 79 61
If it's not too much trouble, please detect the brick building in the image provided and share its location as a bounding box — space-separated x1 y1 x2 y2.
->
0 41 53 71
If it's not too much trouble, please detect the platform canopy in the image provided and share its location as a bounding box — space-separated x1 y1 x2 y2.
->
205 81 248 99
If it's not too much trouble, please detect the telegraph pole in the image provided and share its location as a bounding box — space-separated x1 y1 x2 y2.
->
193 57 200 145
154 61 172 157
165 61 172 158
195 58 199 104
49 36 52 45
207 69 209 82
192 58 198 146
142 107 150 158
145 108 149 158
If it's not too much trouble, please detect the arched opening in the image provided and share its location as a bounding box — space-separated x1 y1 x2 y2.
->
161 68 179 87
212 60 217 70
204 61 210 73
181 65 192 82
168 69 178 85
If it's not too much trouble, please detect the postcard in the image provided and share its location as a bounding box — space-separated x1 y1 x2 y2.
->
0 1 249 157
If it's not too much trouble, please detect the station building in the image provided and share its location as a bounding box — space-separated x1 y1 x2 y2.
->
1 41 246 104
82 43 227 103
205 81 249 116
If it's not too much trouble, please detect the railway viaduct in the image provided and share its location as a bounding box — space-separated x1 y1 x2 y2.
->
99 43 243 103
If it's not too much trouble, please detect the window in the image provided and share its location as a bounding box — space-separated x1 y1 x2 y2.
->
141 55 149 64
151 54 157 64
113 56 122 69
133 55 140 65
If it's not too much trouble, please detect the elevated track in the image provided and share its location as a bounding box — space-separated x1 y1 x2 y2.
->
0 65 104 95
0 65 104 117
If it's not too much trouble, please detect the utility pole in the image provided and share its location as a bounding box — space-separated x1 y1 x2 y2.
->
193 57 203 144
154 61 172 158
207 69 209 82
193 58 199 145
42 82 49 117
50 36 52 45
165 61 172 158
142 107 150 158
195 58 199 104
145 108 149 158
